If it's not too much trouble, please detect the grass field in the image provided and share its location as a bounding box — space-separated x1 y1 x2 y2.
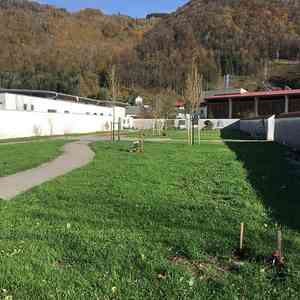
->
0 140 69 177
0 131 115 145
0 141 299 299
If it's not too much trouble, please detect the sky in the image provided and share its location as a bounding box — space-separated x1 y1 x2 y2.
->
37 0 189 18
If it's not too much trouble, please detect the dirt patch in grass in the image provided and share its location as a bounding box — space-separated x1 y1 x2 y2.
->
169 255 230 282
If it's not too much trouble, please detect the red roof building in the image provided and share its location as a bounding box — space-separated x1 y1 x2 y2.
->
204 89 300 119
175 100 185 108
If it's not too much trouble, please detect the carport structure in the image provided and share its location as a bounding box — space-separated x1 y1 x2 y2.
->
205 89 300 119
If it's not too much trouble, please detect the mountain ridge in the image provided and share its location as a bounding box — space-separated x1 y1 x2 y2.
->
1 0 300 98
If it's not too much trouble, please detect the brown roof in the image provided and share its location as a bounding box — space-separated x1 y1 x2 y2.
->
205 89 300 101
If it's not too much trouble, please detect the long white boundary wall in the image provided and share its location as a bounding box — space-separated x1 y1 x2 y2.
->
0 110 117 140
0 93 126 139
274 116 300 150
132 119 240 130
239 114 300 149
199 119 240 130
239 116 275 141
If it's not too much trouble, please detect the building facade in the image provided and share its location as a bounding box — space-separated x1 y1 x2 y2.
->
0 90 126 139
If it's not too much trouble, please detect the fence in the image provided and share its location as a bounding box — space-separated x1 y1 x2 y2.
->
132 119 240 130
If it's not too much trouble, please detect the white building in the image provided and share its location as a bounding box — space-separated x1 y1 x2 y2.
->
0 90 126 140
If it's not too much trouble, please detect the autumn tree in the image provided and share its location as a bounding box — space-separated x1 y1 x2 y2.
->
185 59 204 115
185 58 203 145
109 65 120 141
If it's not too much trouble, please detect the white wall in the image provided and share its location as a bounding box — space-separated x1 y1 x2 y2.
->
239 116 275 141
123 116 134 129
0 93 126 139
133 119 166 130
0 110 117 140
2 93 122 117
240 115 300 148
274 117 300 149
198 119 240 130
267 116 275 141
0 94 4 110
240 118 268 139
132 119 240 130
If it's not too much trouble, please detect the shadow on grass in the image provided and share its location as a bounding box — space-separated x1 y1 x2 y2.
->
221 128 259 140
225 140 300 231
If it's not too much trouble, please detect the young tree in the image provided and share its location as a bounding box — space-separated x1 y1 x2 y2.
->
109 65 120 141
185 58 204 145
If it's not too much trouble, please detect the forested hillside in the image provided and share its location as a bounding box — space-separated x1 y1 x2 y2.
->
125 0 300 93
1 0 300 100
0 0 154 98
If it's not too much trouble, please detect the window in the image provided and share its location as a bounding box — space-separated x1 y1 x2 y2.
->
94 113 97 116
100 113 104 116
23 104 28 111
64 111 70 114
86 112 90 115
48 109 57 113
31 105 34 111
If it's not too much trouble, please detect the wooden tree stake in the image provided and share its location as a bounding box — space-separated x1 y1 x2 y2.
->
240 223 245 251
110 122 113 141
139 131 144 153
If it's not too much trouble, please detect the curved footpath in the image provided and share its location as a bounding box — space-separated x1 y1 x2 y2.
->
0 136 109 200
0 135 268 200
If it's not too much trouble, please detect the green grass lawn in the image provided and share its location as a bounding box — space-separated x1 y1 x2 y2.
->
0 131 112 145
0 140 69 177
0 141 300 299
167 129 222 140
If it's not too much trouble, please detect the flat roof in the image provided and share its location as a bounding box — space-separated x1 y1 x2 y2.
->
205 89 300 101
0 89 127 107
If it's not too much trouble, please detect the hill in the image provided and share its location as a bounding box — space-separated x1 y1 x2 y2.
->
0 0 154 97
125 0 300 93
1 0 300 99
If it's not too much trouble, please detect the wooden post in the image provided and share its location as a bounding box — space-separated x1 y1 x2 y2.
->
191 118 193 145
192 121 195 145
117 118 121 141
285 95 289 114
198 119 201 144
240 223 245 251
110 122 113 141
277 225 283 258
187 117 190 144
112 111 115 142
152 121 155 137
140 131 144 153
158 120 161 136
254 97 259 117
229 98 233 119
189 117 193 145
